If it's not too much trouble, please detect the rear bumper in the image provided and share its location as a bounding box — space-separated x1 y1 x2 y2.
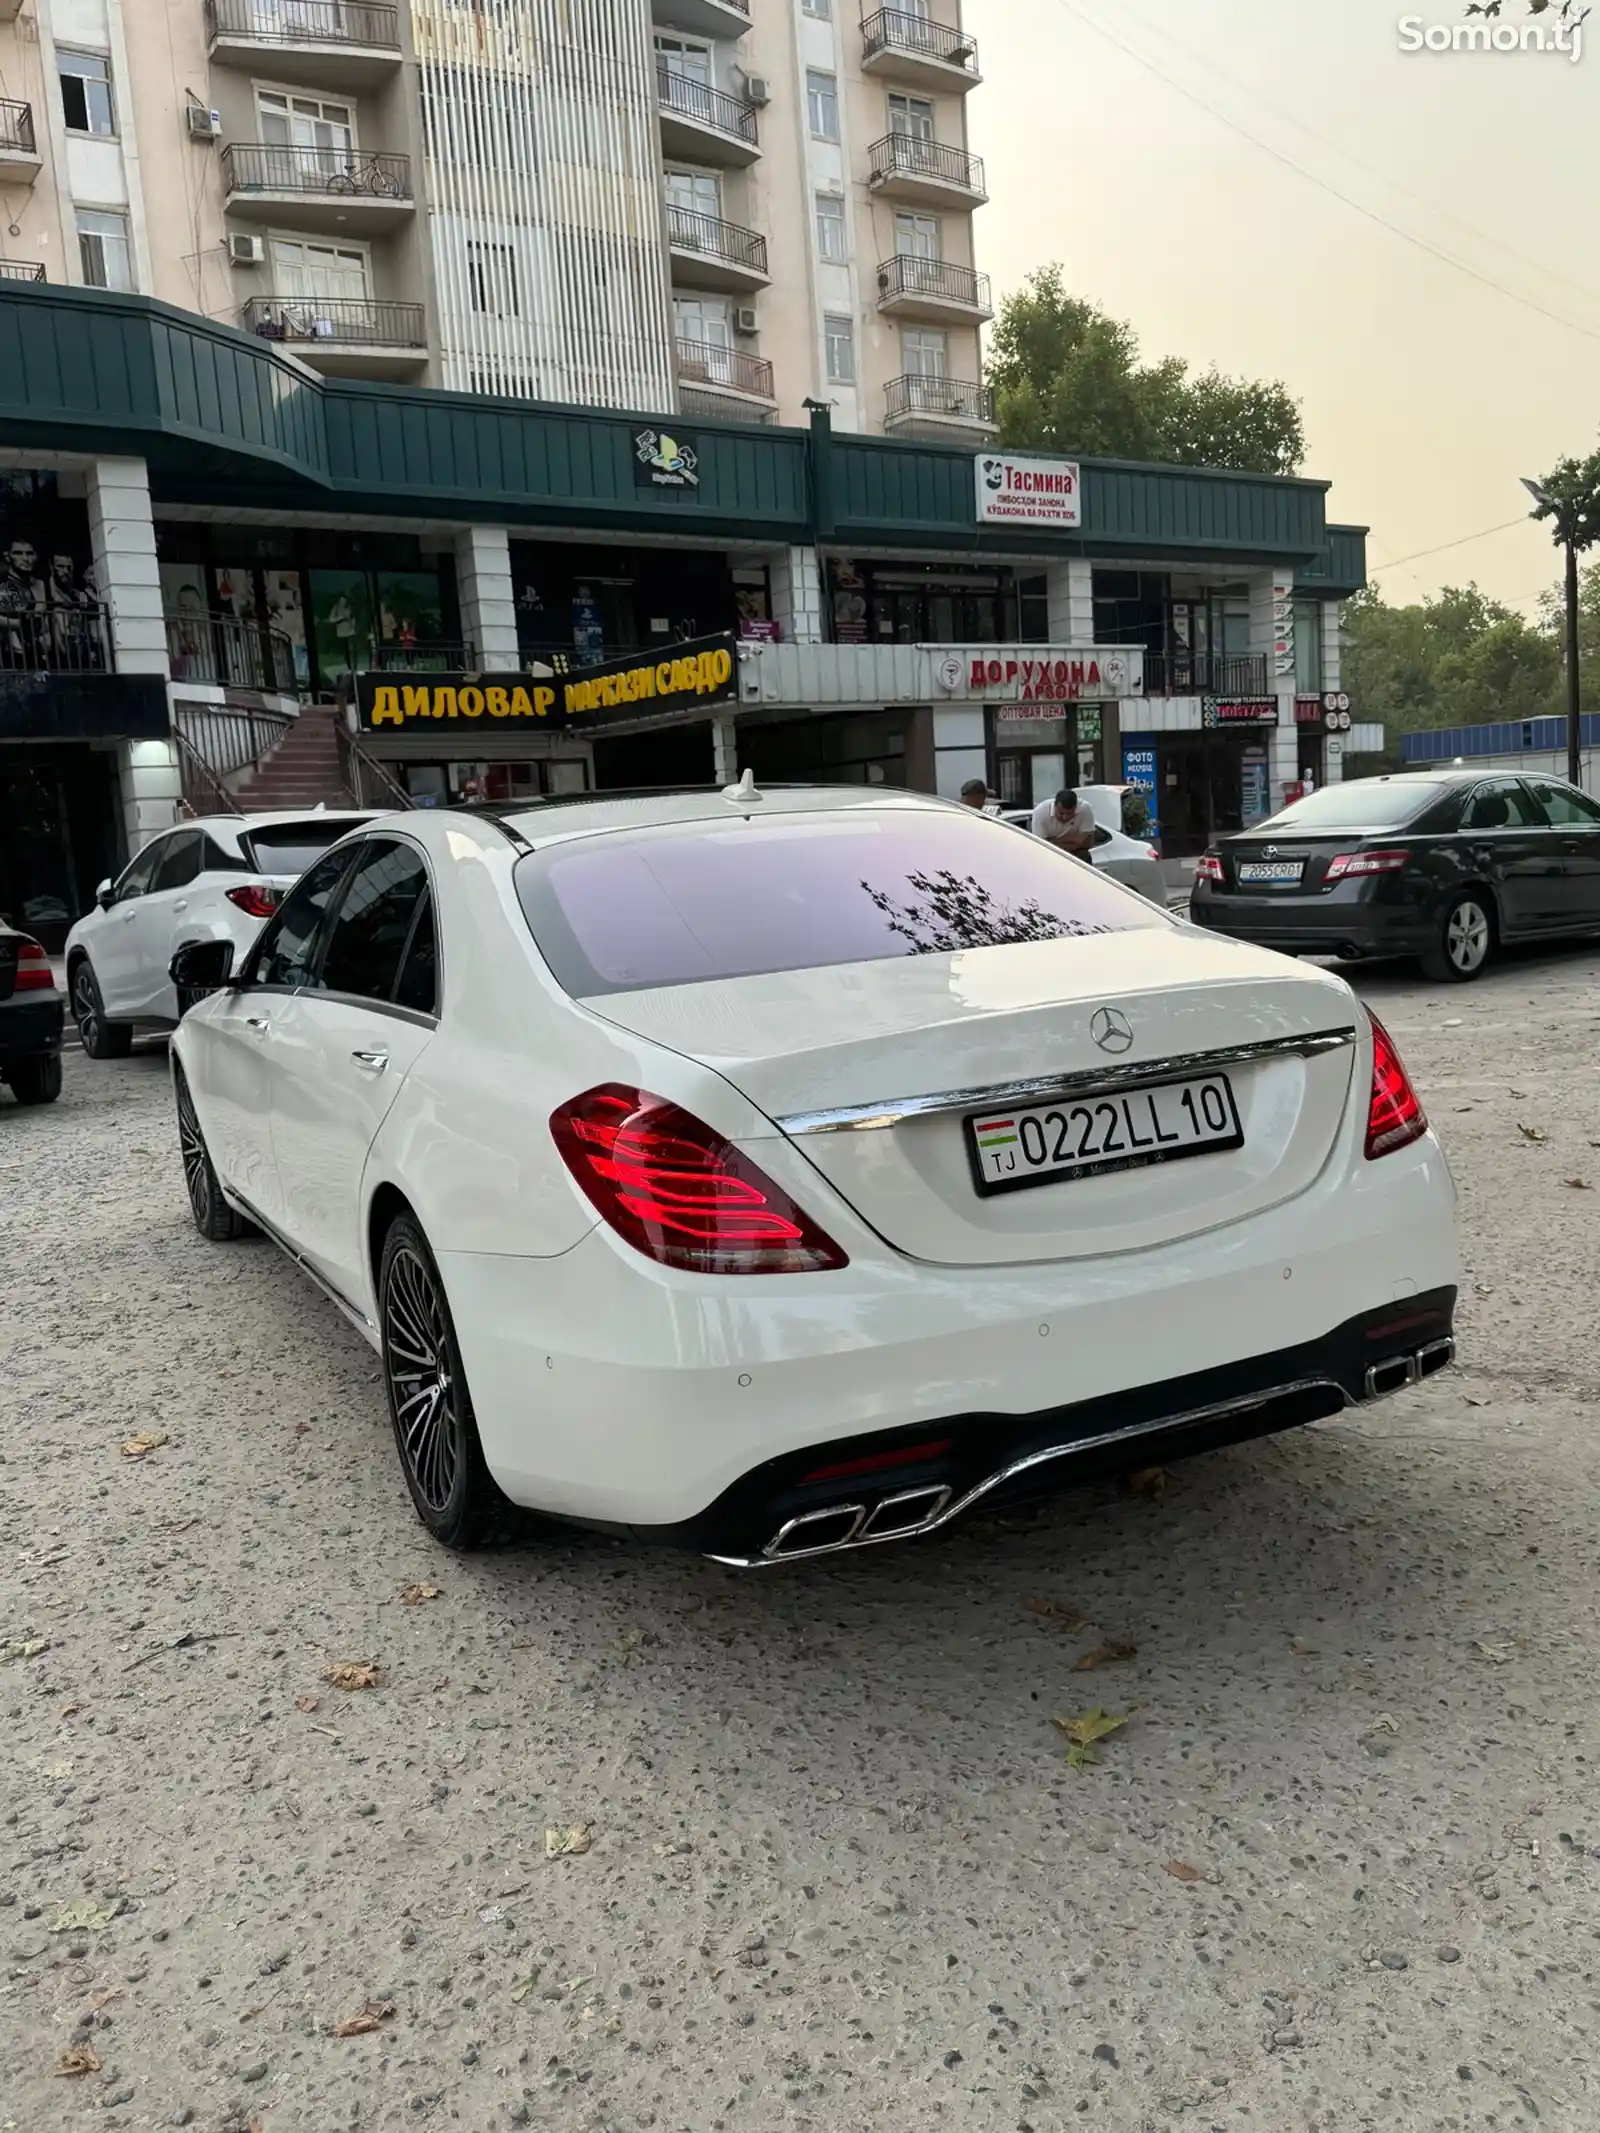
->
0 995 65 1061
1190 892 1427 958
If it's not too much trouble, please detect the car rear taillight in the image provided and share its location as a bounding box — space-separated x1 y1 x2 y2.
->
226 883 281 919
1194 854 1224 883
13 939 54 991
1325 849 1410 884
1365 1015 1428 1160
551 1084 849 1275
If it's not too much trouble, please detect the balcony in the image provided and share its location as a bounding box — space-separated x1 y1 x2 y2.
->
242 295 427 376
0 604 112 674
861 8 981 92
650 0 750 37
167 611 298 695
0 100 40 184
0 260 45 282
222 143 414 234
1139 649 1272 700
883 372 995 439
656 69 760 166
867 131 986 208
876 252 991 323
665 204 769 293
206 0 402 88
675 336 775 418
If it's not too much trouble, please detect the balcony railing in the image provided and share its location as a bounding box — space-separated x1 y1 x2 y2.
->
656 68 759 147
884 373 994 425
0 260 45 281
368 641 472 672
242 295 425 347
675 336 773 400
664 204 768 278
0 604 111 674
876 252 991 311
222 143 412 199
0 99 36 155
206 0 400 48
1141 649 1272 699
861 8 979 74
167 611 298 694
868 131 986 194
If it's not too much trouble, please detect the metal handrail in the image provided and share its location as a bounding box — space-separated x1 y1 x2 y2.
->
174 728 242 817
884 373 994 423
166 610 298 693
664 205 768 277
1142 649 1273 699
242 295 426 347
861 7 979 73
876 252 991 310
655 69 759 145
222 143 413 199
674 336 774 399
336 721 414 809
0 100 35 155
0 603 112 673
205 0 401 48
0 260 45 281
868 131 986 194
172 702 294 789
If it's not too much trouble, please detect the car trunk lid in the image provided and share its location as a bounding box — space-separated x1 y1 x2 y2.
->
1220 834 1381 895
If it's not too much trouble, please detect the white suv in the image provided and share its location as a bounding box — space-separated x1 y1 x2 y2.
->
65 810 379 1058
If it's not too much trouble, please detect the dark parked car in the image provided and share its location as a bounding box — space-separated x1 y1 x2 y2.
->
1190 769 1600 982
0 919 65 1104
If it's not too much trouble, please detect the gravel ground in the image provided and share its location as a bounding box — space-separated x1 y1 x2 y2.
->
4 945 1600 2133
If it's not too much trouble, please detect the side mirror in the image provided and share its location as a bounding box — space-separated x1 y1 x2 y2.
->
170 939 235 1002
95 878 113 909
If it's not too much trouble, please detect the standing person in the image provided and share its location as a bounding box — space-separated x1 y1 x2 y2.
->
1031 787 1096 856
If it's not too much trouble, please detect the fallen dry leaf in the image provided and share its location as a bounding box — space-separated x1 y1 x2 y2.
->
1072 1638 1138 1672
1162 1860 1204 1885
84 1986 123 2015
49 1895 122 1934
1053 1707 1129 1769
332 1998 396 2038
510 1968 542 2004
1126 1467 1167 1499
2 1636 49 1663
57 1700 86 1719
293 1420 312 1437
399 1583 441 1606
121 1430 169 1459
545 1822 593 1859
1024 1597 1087 1631
1563 1178 1592 1192
1289 1637 1320 1658
1517 1124 1547 1144
56 2045 101 2077
1475 1636 1523 1665
324 1662 385 1692
294 1693 320 1714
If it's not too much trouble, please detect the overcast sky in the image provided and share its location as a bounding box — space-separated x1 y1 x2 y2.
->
969 0 1598 616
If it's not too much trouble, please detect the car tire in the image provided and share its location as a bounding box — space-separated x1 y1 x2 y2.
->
379 1213 517 1550
70 960 133 1060
5 1054 62 1105
1422 891 1495 983
175 1063 257 1242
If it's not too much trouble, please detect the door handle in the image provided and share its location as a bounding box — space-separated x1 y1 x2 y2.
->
245 1016 271 1033
350 1048 389 1073
173 899 188 912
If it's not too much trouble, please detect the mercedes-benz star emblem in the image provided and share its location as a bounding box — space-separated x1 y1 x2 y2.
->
1090 1007 1135 1055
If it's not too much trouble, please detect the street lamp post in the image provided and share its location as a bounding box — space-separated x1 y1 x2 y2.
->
1523 475 1584 788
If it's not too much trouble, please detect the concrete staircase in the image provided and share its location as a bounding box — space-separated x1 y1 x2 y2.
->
230 707 353 813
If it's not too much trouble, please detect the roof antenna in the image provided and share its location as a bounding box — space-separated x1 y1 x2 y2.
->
722 767 763 805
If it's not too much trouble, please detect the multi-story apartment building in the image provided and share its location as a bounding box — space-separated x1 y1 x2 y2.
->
0 0 990 437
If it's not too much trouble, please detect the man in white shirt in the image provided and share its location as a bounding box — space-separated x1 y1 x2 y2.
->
1031 787 1096 856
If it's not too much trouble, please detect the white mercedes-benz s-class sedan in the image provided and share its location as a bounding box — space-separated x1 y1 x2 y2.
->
168 781 1459 1564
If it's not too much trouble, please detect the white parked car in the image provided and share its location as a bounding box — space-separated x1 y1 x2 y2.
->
65 810 378 1057
169 785 1460 1563
1003 785 1167 902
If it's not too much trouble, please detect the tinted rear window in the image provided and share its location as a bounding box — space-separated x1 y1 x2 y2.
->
1255 782 1443 833
240 821 365 878
514 810 1167 997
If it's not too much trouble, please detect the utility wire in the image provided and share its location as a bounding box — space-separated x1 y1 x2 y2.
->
1368 518 1530 572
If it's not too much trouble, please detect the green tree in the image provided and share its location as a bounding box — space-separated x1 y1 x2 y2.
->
987 269 1305 476
1342 582 1564 737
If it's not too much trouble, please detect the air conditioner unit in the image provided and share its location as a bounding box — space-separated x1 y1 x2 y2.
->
744 74 771 106
732 305 759 336
186 105 222 142
227 232 266 267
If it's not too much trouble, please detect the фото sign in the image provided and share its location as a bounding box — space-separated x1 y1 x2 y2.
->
974 451 1082 528
355 634 738 734
941 646 1143 702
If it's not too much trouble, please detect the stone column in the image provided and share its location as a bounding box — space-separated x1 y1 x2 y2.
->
454 525 520 666
1045 559 1095 645
711 712 738 785
1322 599 1346 784
769 547 825 645
87 458 179 853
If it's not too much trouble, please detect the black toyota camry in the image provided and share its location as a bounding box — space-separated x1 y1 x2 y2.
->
0 918 64 1104
1189 768 1600 982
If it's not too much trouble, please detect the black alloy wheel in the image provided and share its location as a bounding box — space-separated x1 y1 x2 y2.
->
379 1214 514 1549
71 961 133 1060
1422 891 1495 983
175 1065 255 1241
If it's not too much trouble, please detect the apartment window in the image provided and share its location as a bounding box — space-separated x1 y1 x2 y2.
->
655 35 713 85
901 326 948 378
888 92 935 141
894 211 940 260
665 169 720 218
814 191 847 263
60 50 115 137
467 239 519 317
258 90 354 160
675 295 734 385
802 0 832 15
271 239 368 301
825 314 855 385
77 208 133 292
807 70 840 140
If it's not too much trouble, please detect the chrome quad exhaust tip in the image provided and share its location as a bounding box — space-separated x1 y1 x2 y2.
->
1365 1336 1455 1401
763 1484 953 1563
